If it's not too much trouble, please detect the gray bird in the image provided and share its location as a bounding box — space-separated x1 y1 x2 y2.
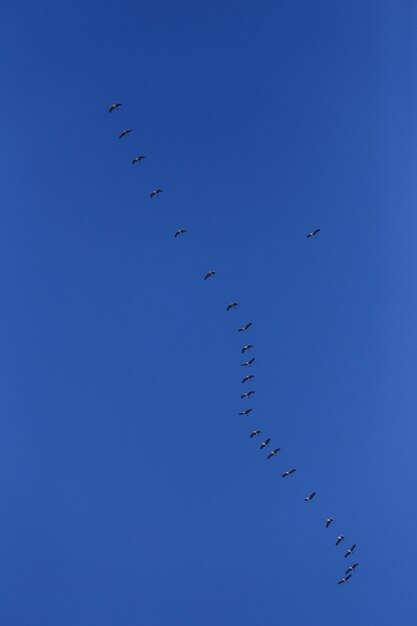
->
345 563 359 575
267 448 280 459
281 469 296 478
132 155 145 164
204 270 216 280
307 228 320 238
150 188 163 198
336 535 345 546
239 408 252 416
250 430 261 438
119 128 132 139
325 517 334 528
241 344 253 354
241 374 254 384
337 575 351 585
109 102 122 113
260 438 271 449
238 323 252 332
241 390 255 399
241 357 255 367
174 229 187 238
226 302 238 311
344 544 356 559
304 491 317 502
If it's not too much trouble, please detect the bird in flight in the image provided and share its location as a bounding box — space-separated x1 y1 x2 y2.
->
226 302 238 311
241 391 255 399
108 102 122 113
344 544 356 558
241 357 255 367
307 228 320 238
281 469 296 478
260 438 271 449
239 408 252 416
325 517 334 528
119 128 132 139
337 575 352 585
150 188 163 198
345 563 359 575
204 270 216 280
250 430 261 438
304 491 317 502
267 448 281 459
238 323 252 332
336 535 345 546
132 155 145 164
241 374 254 384
174 229 187 238
241 344 253 354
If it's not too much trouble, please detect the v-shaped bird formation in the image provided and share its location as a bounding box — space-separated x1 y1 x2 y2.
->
107 101 359 588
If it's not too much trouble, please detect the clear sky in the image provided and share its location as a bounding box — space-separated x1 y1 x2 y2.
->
1 1 417 624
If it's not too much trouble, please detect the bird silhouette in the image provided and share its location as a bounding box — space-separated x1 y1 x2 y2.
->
307 228 320 238
281 469 296 478
345 563 359 575
241 374 254 384
344 544 356 558
249 430 261 438
238 323 252 332
132 155 145 164
174 229 187 238
304 492 317 502
241 357 255 367
336 535 345 546
337 575 351 585
204 270 216 280
226 302 238 311
239 408 252 416
325 517 334 528
241 344 253 354
150 188 163 198
241 391 255 399
109 102 122 113
118 129 132 139
267 448 281 459
260 438 271 449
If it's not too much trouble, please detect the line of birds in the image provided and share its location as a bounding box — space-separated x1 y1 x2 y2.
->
108 101 359 587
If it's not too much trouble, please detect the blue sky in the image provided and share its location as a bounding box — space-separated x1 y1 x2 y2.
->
1 1 417 624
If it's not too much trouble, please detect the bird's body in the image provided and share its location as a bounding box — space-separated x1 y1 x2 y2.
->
241 390 255 399
304 491 317 502
241 374 254 384
150 188 163 198
109 102 122 113
238 323 252 332
239 408 252 416
345 563 359 575
250 430 261 438
132 155 145 164
281 469 296 478
336 535 345 546
267 448 281 459
325 517 334 528
307 228 320 238
344 544 356 558
174 229 187 238
226 302 238 311
337 575 352 585
119 128 132 139
260 438 271 449
241 344 253 354
204 270 216 280
241 357 255 367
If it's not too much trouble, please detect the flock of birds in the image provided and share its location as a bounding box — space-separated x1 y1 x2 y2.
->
108 101 359 587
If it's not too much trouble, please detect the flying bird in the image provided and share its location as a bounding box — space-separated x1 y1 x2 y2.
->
241 357 255 367
226 302 238 311
241 344 253 354
150 188 163 198
239 408 252 416
174 229 187 238
281 469 296 478
238 323 252 332
241 374 254 384
267 448 281 459
304 491 317 502
345 563 359 575
344 544 356 559
336 535 345 546
241 391 255 399
119 128 132 139
337 575 352 585
260 438 271 449
108 102 122 113
250 430 261 438
307 228 320 238
325 517 334 528
204 270 216 280
132 155 145 164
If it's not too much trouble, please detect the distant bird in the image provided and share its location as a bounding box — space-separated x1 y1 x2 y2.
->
241 357 255 367
108 102 122 113
239 408 252 416
337 575 352 585
238 323 252 332
281 469 296 478
132 155 145 164
250 430 261 438
174 229 187 238
241 344 253 354
344 544 356 559
150 188 163 198
267 448 281 459
241 374 255 384
345 563 359 575
204 270 216 280
307 228 320 238
336 535 345 546
304 491 317 502
325 517 334 528
226 302 238 311
241 391 255 399
119 128 132 139
260 438 271 449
